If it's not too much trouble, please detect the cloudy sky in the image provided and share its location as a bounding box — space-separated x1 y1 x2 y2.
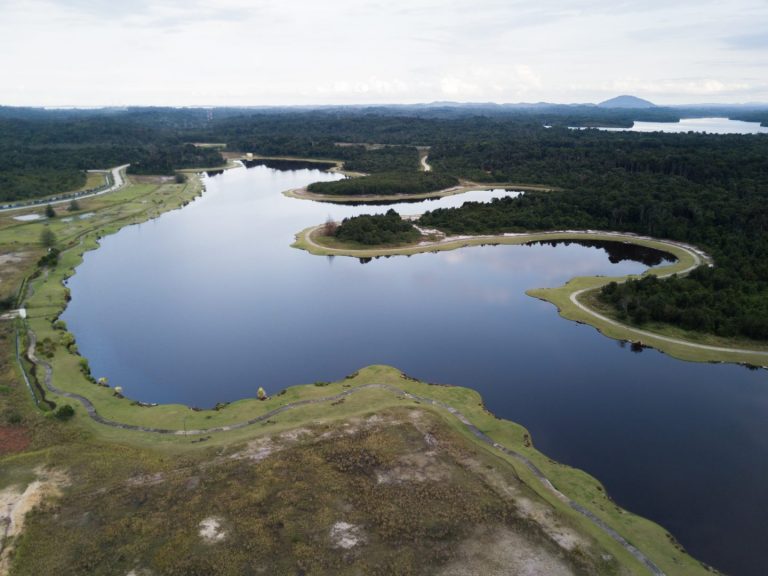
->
1 0 766 106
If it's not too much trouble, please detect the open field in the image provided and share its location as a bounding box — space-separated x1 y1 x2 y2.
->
78 171 108 192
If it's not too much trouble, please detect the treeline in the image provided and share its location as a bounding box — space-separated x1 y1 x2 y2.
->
308 172 458 196
600 270 768 340
0 114 225 200
418 130 768 340
334 210 421 245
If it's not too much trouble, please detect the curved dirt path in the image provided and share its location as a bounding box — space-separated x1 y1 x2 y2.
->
420 151 432 172
568 242 768 359
22 330 664 574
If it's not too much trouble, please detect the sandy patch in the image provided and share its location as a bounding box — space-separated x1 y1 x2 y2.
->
125 472 165 487
439 526 575 576
0 468 68 575
199 517 227 543
376 452 450 484
230 437 277 462
330 521 365 549
0 253 27 266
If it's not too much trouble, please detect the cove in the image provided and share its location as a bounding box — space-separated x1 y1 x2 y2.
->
63 165 768 576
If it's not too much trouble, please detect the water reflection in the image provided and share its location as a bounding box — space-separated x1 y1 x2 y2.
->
526 239 676 267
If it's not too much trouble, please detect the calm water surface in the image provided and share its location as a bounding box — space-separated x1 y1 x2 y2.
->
64 165 768 576
592 116 768 134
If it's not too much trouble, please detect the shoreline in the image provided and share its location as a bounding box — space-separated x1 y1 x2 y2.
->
284 180 556 203
294 224 768 365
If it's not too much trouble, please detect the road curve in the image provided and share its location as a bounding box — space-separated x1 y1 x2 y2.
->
566 237 768 358
21 328 664 575
0 164 130 214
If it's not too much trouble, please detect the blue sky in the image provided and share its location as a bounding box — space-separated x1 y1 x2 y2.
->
1 0 766 106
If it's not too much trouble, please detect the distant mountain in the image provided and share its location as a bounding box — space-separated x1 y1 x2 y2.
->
598 95 656 109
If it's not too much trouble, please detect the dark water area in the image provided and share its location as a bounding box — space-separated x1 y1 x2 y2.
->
63 165 768 576
526 239 677 267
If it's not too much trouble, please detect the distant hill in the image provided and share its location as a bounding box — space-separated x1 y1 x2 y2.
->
598 95 656 109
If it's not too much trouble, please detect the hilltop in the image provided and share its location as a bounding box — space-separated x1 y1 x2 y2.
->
598 95 657 108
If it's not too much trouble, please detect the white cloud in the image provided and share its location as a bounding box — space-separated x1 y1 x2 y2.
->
0 0 766 105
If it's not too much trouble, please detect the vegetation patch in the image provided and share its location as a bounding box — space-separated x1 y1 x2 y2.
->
308 171 458 196
333 209 422 246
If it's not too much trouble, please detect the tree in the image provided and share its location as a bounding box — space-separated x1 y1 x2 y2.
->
257 386 267 400
114 386 124 397
40 227 57 247
323 216 338 236
45 204 56 218
68 199 81 211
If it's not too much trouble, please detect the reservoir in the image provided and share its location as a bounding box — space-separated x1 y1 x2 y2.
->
63 164 768 576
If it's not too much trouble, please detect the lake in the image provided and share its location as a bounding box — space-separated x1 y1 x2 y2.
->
63 164 768 576
589 116 768 134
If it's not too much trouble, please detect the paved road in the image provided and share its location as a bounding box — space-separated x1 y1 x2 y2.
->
0 164 130 214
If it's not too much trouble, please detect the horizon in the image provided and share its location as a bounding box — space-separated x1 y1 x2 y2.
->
2 0 766 107
8 96 768 111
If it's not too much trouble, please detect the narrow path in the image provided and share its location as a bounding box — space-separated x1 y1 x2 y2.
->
569 242 768 358
420 151 432 172
0 165 129 214
21 329 664 575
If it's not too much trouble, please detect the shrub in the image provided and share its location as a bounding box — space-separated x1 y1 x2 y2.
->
53 404 75 421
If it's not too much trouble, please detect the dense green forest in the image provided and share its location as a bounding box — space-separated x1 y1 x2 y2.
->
333 210 421 245
308 172 458 196
417 129 768 341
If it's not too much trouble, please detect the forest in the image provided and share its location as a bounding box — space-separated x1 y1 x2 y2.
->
307 172 458 196
333 210 421 245
2 105 768 340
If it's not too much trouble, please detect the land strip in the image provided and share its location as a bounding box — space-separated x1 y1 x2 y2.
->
285 179 555 203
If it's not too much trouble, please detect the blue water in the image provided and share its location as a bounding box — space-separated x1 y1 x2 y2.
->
63 165 768 576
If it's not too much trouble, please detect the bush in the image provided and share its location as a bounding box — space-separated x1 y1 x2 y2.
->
53 404 75 421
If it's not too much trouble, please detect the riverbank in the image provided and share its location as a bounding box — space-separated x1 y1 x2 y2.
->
294 223 768 366
285 179 555 203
